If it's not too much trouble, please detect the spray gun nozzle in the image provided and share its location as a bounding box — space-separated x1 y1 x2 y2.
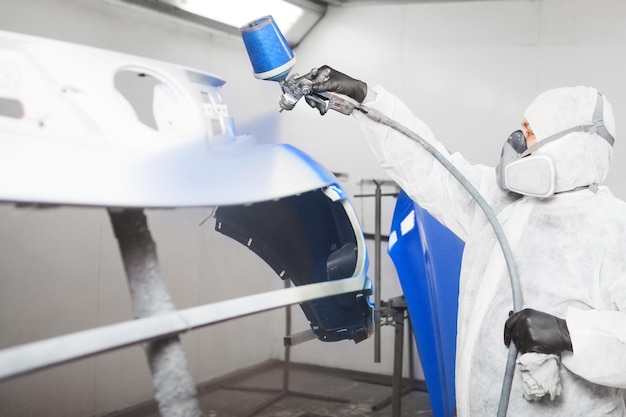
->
278 91 300 111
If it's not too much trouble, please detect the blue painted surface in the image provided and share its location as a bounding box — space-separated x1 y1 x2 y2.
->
215 182 373 344
388 190 464 417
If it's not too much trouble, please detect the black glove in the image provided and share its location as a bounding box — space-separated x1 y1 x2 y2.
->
504 308 573 354
310 65 368 103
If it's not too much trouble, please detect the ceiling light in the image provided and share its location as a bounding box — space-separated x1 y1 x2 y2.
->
157 0 325 46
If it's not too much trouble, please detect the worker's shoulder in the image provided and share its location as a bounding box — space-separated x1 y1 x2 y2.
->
595 186 626 209
558 188 626 227
586 187 626 225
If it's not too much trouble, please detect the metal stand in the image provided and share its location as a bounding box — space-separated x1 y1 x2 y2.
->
370 297 426 417
221 281 350 417
354 179 398 363
354 181 427 417
108 209 202 417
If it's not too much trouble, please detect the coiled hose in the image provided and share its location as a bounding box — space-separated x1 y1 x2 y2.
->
356 104 522 417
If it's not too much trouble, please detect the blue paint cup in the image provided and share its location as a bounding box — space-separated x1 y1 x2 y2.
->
240 15 296 81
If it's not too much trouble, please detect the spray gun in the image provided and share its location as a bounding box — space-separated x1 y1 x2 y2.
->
240 16 359 116
278 67 360 115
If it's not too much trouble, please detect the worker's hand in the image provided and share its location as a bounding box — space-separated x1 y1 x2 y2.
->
504 308 573 354
309 65 368 103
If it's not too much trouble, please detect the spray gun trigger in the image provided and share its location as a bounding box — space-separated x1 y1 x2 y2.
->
305 93 330 115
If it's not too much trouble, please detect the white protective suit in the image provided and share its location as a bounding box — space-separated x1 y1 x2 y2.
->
354 85 626 416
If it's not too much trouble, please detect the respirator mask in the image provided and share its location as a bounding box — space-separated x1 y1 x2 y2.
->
496 93 615 198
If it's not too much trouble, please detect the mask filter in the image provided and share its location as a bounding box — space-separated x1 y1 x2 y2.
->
497 129 556 198
503 155 556 198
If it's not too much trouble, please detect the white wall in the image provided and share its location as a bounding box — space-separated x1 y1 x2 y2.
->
3 0 626 416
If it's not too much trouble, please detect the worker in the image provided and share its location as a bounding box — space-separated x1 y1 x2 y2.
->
310 65 626 416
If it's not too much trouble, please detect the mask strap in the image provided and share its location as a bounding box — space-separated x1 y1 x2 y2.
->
593 93 615 146
554 183 599 195
520 126 581 157
520 93 615 157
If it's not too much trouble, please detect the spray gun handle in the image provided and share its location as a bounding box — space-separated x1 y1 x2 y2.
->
324 92 360 115
302 67 360 115
305 92 360 116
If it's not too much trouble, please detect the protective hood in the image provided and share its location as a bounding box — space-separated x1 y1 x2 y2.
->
523 86 616 194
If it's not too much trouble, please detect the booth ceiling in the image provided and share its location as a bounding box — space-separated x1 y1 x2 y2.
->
118 0 490 46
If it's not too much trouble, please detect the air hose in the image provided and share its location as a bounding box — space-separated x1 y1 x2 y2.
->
356 104 523 417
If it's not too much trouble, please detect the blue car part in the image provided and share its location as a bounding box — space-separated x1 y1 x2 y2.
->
388 190 464 417
215 186 373 343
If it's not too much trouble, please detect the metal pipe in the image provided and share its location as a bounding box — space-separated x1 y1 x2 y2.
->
374 180 382 363
353 193 399 198
0 274 366 381
283 280 291 392
392 308 405 417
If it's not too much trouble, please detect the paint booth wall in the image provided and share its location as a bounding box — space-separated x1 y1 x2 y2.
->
3 0 626 416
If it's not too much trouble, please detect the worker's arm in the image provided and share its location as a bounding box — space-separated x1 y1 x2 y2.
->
560 262 626 389
561 307 626 389
356 84 506 241
503 270 626 389
311 65 510 240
